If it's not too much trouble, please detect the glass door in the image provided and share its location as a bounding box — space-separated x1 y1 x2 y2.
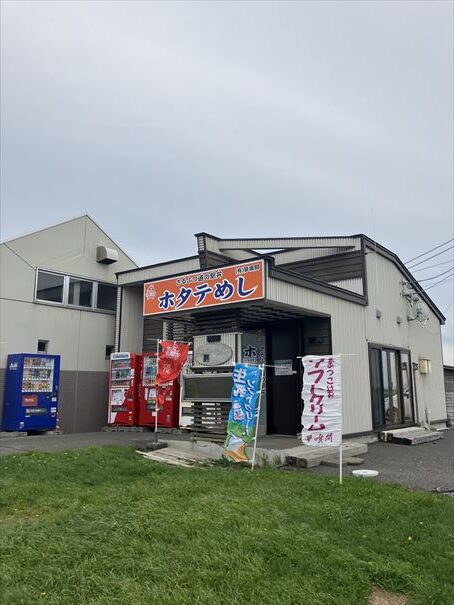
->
370 346 415 429
400 352 414 423
370 348 385 429
389 350 403 425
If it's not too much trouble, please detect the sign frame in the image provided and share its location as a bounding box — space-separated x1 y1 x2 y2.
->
143 259 266 317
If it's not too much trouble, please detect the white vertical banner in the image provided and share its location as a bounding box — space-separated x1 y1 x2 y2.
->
301 355 342 447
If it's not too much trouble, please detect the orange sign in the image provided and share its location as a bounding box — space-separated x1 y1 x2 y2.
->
143 260 265 316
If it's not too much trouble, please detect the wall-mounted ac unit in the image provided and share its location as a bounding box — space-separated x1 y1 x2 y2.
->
192 333 242 367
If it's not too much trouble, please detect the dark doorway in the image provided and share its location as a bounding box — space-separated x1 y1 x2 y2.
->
267 317 332 435
267 321 301 435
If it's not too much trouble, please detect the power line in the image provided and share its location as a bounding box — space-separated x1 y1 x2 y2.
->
404 238 453 264
412 260 454 272
406 266 454 284
407 244 454 269
424 273 454 291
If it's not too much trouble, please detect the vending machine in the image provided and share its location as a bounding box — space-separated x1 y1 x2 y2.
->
2 353 60 432
138 353 157 427
139 352 181 428
108 352 141 426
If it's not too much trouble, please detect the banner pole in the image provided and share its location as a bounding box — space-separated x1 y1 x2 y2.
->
251 364 264 472
339 365 343 485
154 339 160 445
339 442 343 485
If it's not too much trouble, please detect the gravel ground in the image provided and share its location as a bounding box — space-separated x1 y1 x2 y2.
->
1 428 453 492
307 429 454 492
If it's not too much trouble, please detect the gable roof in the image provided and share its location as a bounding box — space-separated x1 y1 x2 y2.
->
361 235 445 324
1 214 137 267
195 231 446 323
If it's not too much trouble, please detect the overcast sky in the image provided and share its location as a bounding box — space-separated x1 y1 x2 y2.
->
1 0 453 362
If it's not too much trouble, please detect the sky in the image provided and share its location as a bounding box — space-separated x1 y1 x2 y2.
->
1 0 453 362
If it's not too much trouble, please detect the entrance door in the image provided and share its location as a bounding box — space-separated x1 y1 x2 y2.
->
369 346 415 429
268 322 301 435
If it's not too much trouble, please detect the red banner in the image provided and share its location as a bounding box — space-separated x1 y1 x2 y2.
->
156 341 190 385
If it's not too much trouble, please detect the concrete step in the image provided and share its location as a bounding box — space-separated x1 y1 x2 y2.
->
379 427 442 445
285 442 368 468
321 457 364 467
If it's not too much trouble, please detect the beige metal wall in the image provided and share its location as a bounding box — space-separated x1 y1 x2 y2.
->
266 249 447 433
444 367 454 424
364 250 446 424
118 286 144 353
328 277 363 295
117 257 200 286
266 276 371 435
0 215 136 432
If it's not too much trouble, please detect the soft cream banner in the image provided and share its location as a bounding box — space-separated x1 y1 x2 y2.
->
301 356 342 447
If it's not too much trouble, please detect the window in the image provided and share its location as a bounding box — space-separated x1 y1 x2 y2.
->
105 345 115 359
369 345 415 430
68 278 93 307
36 272 64 303
37 340 48 353
35 270 116 313
97 284 117 311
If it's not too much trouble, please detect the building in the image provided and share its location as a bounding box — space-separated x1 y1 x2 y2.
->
0 215 136 432
444 366 454 426
116 233 447 438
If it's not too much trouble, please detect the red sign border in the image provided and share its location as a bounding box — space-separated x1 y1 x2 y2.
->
143 259 266 317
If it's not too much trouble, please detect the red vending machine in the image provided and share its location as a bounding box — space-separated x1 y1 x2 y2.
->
139 352 181 428
108 352 141 426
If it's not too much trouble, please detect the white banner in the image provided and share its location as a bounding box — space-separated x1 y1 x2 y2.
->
301 355 342 447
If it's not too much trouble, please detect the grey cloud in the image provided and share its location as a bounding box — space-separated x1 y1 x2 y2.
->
1 0 453 361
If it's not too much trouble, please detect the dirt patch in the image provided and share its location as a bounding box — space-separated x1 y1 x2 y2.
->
369 587 408 604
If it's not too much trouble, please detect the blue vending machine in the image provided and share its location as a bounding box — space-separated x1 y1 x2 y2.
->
2 354 61 432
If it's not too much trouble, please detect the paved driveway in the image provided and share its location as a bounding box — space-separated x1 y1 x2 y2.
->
0 431 152 455
308 429 454 492
1 428 453 492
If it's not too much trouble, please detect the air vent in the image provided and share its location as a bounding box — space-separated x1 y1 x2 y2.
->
96 246 119 264
207 334 222 343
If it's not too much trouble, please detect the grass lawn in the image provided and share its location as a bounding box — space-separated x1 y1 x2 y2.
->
1 447 453 605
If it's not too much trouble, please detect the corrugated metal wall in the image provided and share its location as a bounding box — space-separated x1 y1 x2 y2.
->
329 278 363 295
220 237 361 250
142 318 165 352
118 257 200 286
266 275 371 434
118 286 144 353
266 249 447 432
364 251 446 424
271 247 352 264
444 368 454 424
281 250 363 282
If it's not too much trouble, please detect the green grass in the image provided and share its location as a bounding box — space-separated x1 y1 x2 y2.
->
1 447 453 605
